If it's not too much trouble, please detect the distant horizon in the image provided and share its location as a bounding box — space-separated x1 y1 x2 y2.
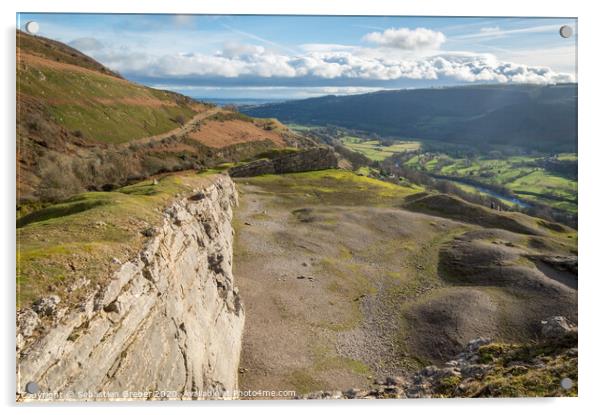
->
191 81 578 105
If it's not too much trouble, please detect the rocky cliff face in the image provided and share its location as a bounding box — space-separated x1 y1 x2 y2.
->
17 175 244 401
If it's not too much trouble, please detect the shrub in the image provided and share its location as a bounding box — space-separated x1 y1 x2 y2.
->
174 114 185 126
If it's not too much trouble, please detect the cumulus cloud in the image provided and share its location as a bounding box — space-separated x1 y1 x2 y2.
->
363 27 446 50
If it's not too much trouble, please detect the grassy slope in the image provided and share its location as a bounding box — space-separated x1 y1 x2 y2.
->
17 31 199 144
17 31 306 203
17 171 222 309
244 169 423 205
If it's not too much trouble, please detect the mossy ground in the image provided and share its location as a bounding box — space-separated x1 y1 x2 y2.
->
17 172 223 309
469 333 578 397
244 169 423 207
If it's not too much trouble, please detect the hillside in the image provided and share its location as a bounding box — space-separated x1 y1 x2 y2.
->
233 169 577 396
242 84 577 153
17 31 309 204
17 30 200 144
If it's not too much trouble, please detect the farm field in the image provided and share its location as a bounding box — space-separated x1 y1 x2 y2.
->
335 130 576 215
341 136 421 161
404 153 577 214
336 129 577 215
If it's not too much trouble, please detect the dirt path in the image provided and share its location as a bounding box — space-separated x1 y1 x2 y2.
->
231 177 459 397
122 107 220 148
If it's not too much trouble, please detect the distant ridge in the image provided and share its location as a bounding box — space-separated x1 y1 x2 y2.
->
242 83 577 153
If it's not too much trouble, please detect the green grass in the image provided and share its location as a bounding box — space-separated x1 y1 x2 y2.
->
355 166 376 176
312 342 371 376
286 370 325 395
17 172 223 308
557 153 577 161
507 170 577 207
341 136 421 161
18 53 197 144
242 169 422 207
286 123 319 132
404 153 577 214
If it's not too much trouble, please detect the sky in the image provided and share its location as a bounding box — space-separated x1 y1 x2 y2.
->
17 14 577 100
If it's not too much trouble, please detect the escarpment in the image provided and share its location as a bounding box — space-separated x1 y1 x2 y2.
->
17 175 244 401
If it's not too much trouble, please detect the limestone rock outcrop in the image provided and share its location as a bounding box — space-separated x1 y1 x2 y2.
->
17 175 244 401
228 147 338 177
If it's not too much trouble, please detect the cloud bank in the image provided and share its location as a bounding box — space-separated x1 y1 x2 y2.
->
78 26 575 86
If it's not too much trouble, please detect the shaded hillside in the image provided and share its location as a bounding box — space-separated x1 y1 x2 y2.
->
16 31 310 204
242 84 577 153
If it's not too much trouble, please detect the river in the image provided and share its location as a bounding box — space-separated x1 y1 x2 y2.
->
438 176 532 209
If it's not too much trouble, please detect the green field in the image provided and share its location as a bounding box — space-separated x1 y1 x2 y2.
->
337 133 576 215
404 153 577 214
286 123 320 132
341 136 421 161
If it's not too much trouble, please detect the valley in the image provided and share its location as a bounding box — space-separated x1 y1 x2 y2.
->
289 124 577 224
15 29 579 401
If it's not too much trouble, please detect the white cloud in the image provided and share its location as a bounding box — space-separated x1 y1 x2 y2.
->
85 36 574 86
363 27 446 50
219 42 266 59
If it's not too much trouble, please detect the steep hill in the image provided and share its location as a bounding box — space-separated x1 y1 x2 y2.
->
17 31 309 204
17 30 200 144
242 84 577 153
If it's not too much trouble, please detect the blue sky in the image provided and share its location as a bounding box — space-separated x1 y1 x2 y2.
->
17 14 577 100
